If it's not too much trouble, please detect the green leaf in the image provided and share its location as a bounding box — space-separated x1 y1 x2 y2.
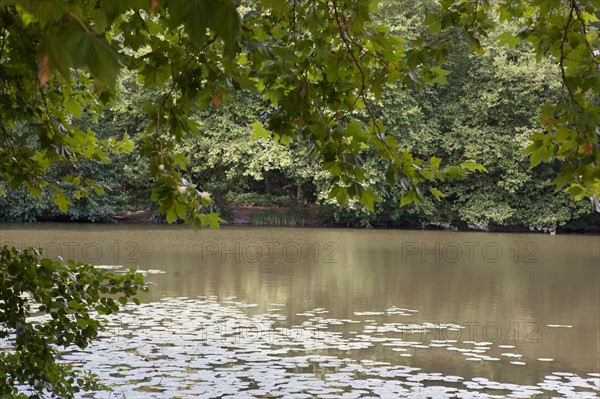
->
445 166 465 180
460 161 487 173
173 153 189 170
565 184 587 200
168 0 240 55
76 318 88 328
360 189 381 212
208 1 241 57
430 156 441 170
581 11 599 23
328 185 349 205
529 147 543 169
174 201 187 219
120 133 134 153
59 29 120 87
168 0 209 47
53 191 72 213
27 182 42 198
429 21 442 34
165 204 178 223
200 212 224 229
400 189 419 207
63 94 83 119
279 133 290 145
431 66 450 85
497 31 520 48
251 121 271 140
429 187 447 200
86 33 121 86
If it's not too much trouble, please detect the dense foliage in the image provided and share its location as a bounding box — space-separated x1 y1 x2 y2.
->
0 0 597 224
0 0 597 231
0 246 146 398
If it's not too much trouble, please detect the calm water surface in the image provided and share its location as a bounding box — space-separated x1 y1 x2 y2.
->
1 223 599 397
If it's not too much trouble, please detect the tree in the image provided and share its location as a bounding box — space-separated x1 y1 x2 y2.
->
0 0 485 226
0 247 146 398
0 0 598 396
1 0 597 220
427 0 600 209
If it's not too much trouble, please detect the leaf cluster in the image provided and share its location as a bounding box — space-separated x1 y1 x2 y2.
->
0 246 146 398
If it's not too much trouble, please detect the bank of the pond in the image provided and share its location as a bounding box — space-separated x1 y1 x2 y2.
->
113 206 322 226
109 205 600 234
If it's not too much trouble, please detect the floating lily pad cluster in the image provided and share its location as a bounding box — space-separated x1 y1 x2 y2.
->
40 295 599 398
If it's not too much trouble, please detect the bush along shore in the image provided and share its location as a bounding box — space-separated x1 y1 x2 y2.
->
3 197 597 234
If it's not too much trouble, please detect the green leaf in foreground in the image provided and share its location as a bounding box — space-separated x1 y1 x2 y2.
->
0 246 146 398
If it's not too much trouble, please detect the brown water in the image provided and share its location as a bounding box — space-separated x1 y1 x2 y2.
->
1 223 599 397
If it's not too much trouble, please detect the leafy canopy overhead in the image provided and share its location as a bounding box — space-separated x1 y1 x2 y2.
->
0 0 598 225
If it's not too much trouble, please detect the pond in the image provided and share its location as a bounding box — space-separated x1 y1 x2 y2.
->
1 223 599 398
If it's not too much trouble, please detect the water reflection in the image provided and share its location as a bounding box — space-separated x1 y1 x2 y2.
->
1 223 599 391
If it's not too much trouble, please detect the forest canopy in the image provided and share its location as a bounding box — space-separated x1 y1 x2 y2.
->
0 0 598 230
